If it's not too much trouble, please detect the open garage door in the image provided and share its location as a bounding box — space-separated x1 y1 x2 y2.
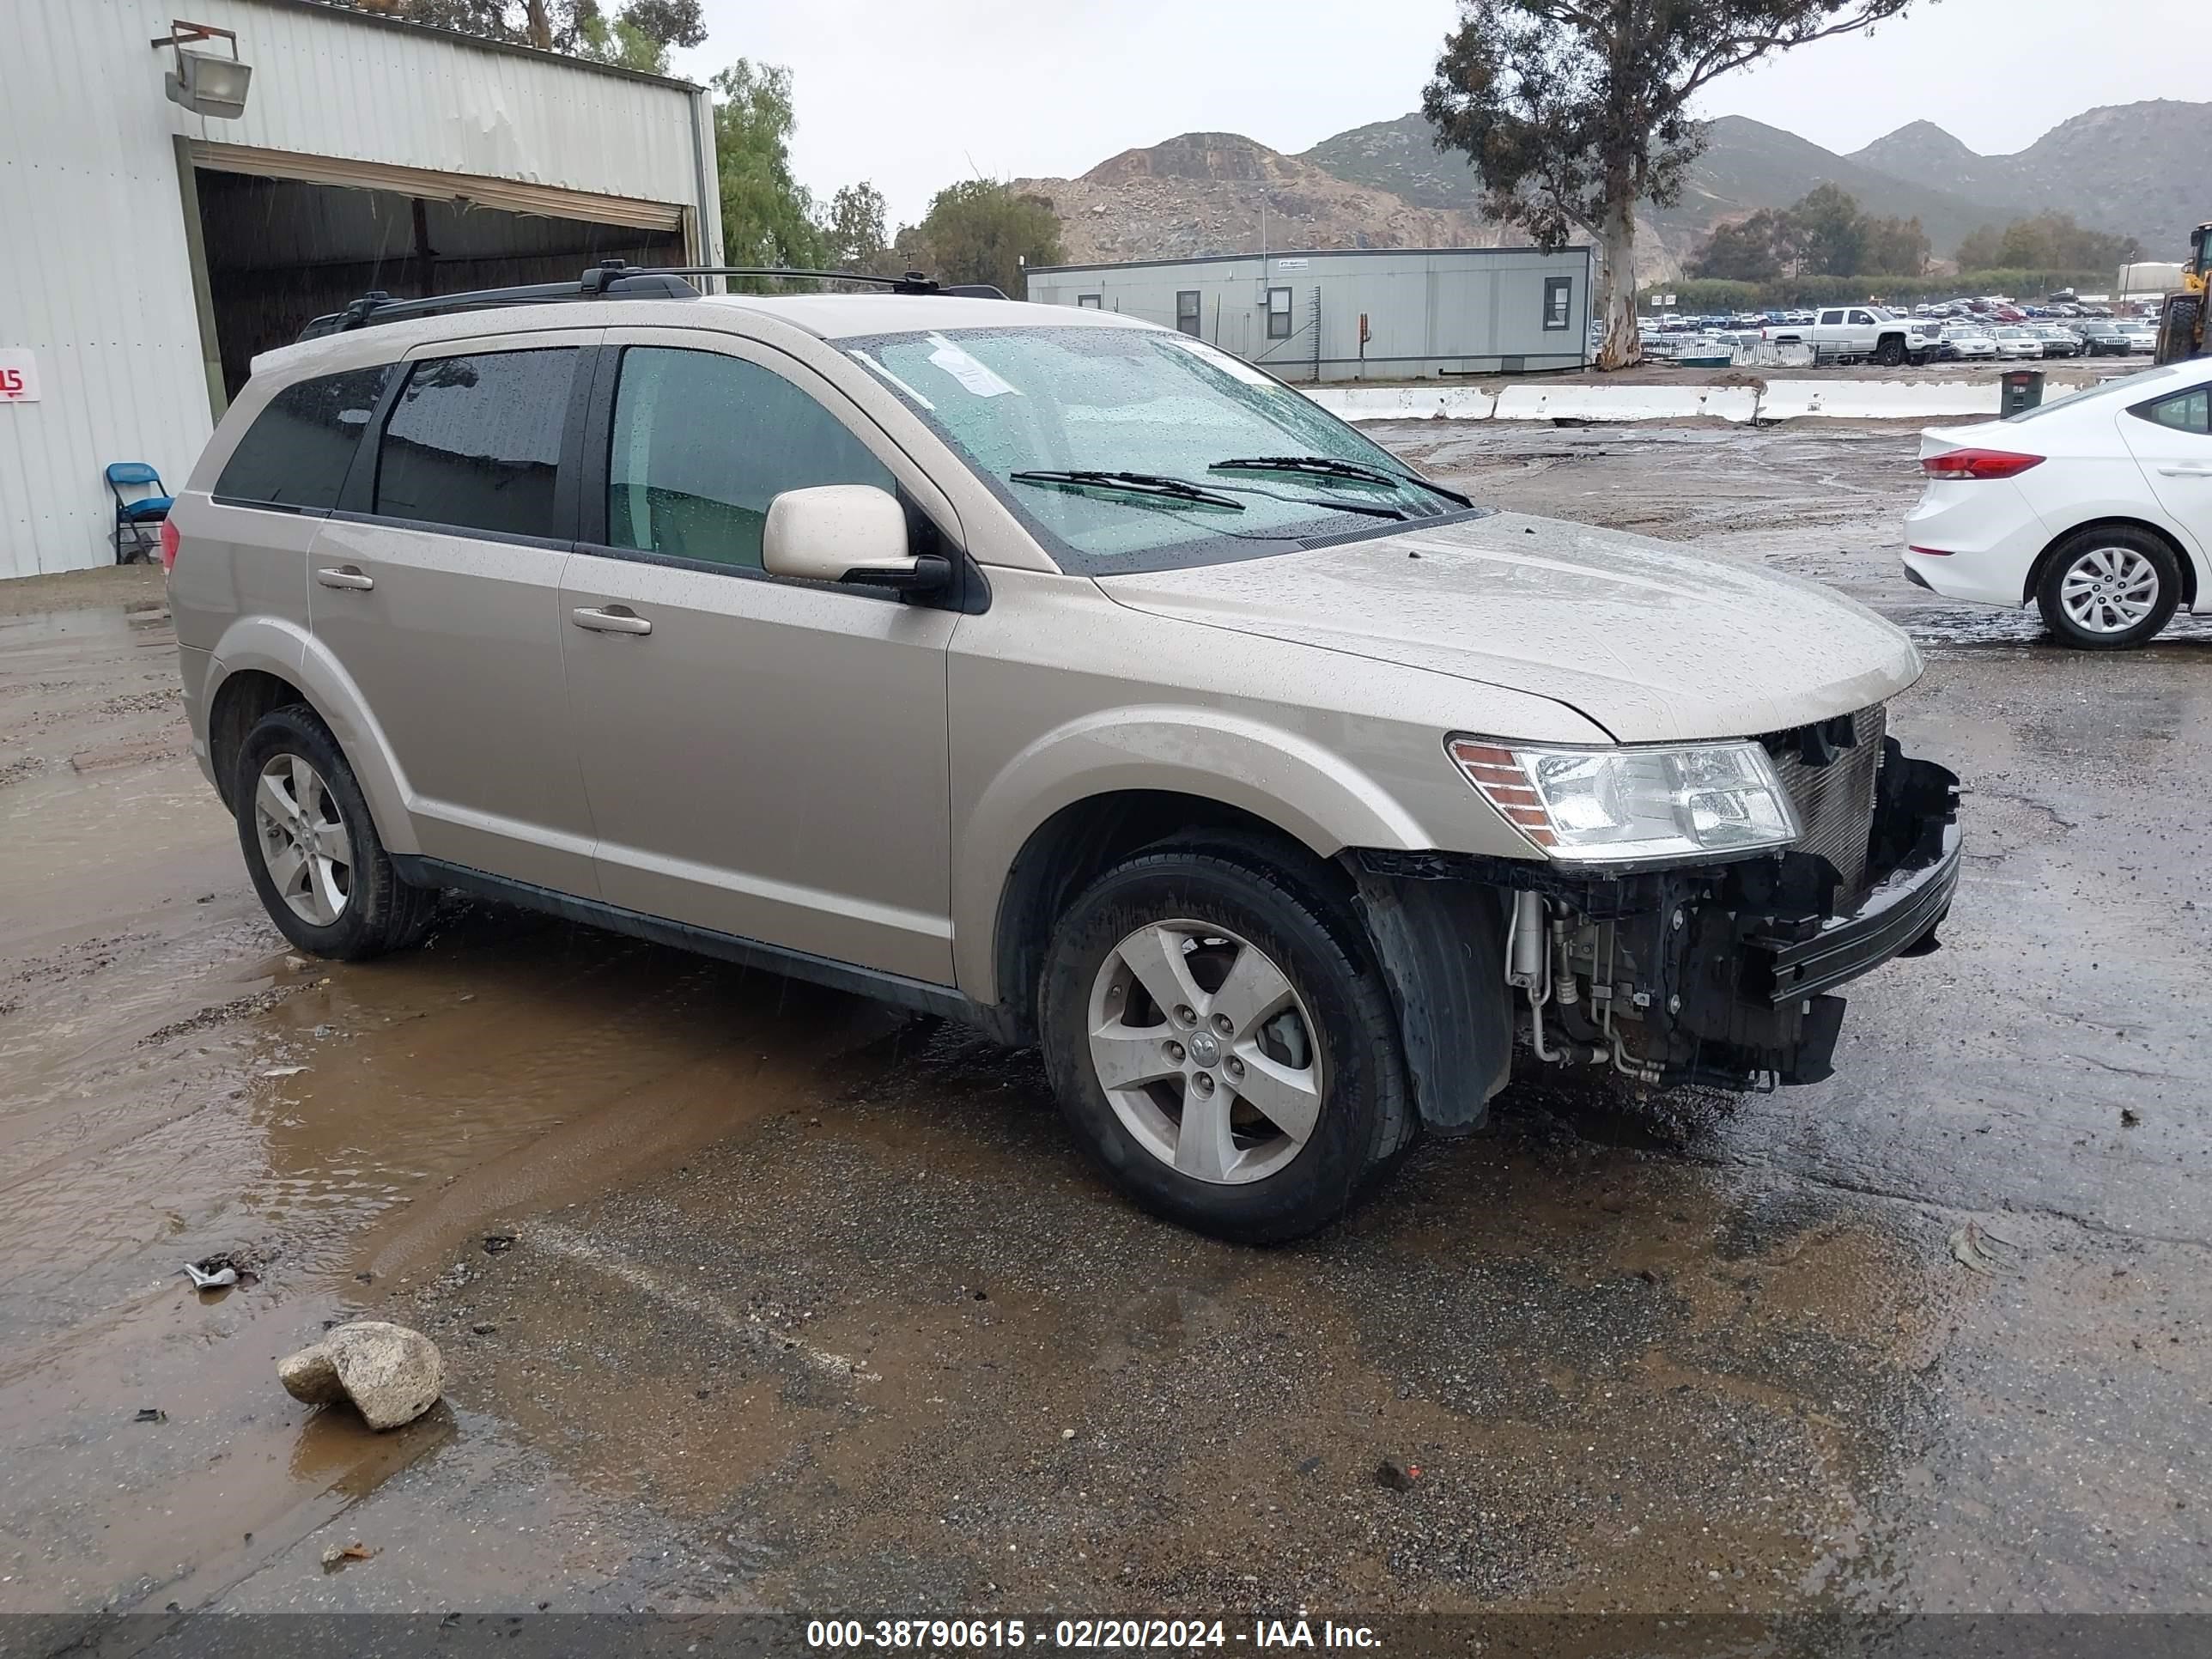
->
185 143 691 401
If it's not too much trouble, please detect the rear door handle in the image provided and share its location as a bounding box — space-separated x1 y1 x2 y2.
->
2157 465 2212 477
570 605 652 635
315 566 374 591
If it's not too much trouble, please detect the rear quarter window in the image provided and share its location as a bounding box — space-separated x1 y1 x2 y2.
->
213 366 391 511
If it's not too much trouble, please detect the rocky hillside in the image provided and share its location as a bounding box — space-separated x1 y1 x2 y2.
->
1304 112 2000 263
1008 132 1502 268
1303 101 2212 263
1850 101 2211 254
1002 101 2209 282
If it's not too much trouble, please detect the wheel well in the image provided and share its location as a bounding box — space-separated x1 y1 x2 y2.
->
989 792 1329 1044
2025 518 2197 608
207 670 307 812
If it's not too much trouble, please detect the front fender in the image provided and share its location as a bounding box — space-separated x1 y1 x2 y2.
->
206 617 419 856
952 705 1433 1002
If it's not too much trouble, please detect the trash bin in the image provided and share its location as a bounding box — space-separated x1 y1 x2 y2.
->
2001 368 2045 416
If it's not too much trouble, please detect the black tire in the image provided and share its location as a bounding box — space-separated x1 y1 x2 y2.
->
1036 834 1413 1244
234 704 438 960
2156 294 2203 367
2033 527 2182 650
1874 335 1907 368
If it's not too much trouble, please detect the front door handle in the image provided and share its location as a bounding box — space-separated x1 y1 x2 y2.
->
315 566 374 591
570 605 653 635
2156 465 2212 477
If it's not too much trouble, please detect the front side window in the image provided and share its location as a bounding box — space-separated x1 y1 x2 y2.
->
844 325 1473 573
374 349 578 539
1176 290 1202 337
1266 287 1294 339
1543 276 1571 331
216 365 391 511
1848 310 1876 327
605 347 894 571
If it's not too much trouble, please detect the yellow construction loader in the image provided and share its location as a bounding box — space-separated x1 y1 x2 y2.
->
2154 222 2212 364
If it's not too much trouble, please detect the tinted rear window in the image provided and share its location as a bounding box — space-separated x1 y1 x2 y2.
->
214 366 391 511
374 349 579 540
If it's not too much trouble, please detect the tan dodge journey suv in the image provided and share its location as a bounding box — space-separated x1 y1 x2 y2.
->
169 265 1961 1243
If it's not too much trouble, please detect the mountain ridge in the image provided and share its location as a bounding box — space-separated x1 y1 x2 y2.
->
1299 100 2209 262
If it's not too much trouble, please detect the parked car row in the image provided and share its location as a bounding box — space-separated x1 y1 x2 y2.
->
1929 318 2158 361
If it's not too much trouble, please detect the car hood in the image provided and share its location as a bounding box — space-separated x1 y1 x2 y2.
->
1097 512 1923 744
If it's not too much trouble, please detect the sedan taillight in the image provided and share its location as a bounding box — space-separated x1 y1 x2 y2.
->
1921 449 2045 482
160 518 180 572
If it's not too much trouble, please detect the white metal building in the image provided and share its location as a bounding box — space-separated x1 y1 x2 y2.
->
1024 246 1593 383
0 0 721 580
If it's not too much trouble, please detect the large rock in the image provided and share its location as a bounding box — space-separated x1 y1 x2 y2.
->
278 1321 444 1431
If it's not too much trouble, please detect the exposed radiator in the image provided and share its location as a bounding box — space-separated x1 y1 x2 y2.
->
1762 703 1887 900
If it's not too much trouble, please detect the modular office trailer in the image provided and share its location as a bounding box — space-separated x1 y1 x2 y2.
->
1024 246 1592 382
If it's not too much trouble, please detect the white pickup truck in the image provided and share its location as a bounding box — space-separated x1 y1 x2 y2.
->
1763 305 1941 367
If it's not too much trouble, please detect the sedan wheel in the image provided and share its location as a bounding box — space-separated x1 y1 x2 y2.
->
253 753 352 925
1086 919 1323 1185
2036 530 2181 649
2058 547 2160 635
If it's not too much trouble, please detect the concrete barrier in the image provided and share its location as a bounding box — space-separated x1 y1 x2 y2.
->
1753 380 2002 422
1306 374 2091 427
1315 386 1496 422
1492 383 1762 423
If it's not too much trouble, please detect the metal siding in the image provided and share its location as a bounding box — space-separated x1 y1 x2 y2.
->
1 0 707 579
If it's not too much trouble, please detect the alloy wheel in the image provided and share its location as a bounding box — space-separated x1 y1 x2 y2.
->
2057 545 2161 635
1085 920 1325 1185
253 753 353 926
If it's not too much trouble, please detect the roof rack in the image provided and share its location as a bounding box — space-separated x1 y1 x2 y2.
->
298 261 1006 341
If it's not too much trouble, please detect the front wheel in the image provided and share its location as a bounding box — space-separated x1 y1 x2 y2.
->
1874 336 1906 368
1037 837 1413 1243
2034 528 2181 649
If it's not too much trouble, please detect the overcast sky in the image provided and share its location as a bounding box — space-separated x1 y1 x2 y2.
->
669 0 2209 229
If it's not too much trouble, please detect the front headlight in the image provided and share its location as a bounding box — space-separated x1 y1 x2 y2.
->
1449 736 1800 863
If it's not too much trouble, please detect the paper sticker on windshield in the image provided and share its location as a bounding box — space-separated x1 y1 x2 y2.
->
1168 337 1278 389
926 334 1021 398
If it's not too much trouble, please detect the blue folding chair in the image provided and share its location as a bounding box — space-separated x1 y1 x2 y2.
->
106 462 173 564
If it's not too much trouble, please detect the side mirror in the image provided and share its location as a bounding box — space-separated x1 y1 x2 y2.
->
763 484 949 593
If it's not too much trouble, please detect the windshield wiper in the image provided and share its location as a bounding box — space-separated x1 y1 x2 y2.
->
1209 454 1473 507
1010 470 1245 511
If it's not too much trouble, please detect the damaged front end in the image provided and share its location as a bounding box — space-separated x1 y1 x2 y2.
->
1355 716 1960 1122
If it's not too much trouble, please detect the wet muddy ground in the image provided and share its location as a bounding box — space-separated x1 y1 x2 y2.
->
2 423 2207 1636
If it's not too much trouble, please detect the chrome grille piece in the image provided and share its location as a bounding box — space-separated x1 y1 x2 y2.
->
1762 703 1887 899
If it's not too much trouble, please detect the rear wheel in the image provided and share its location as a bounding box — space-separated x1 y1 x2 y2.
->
2034 528 2181 649
234 705 438 959
1037 836 1412 1243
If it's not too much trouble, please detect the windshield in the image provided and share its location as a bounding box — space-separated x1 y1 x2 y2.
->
842 325 1475 571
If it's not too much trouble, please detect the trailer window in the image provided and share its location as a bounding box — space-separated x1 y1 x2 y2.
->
1266 287 1293 339
1543 276 1571 331
1176 290 1202 337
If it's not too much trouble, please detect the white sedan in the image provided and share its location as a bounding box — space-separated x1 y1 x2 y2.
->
1903 362 2210 647
1940 326 1998 360
1989 326 2044 359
